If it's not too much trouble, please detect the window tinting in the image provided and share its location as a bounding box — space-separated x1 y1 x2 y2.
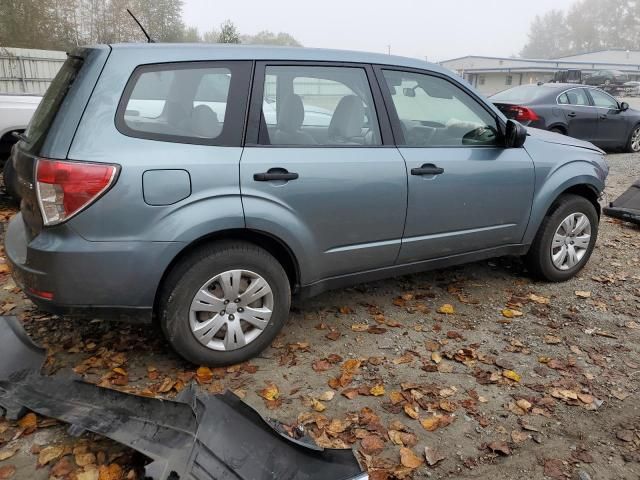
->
383 70 499 147
118 63 248 145
589 89 618 109
261 66 381 146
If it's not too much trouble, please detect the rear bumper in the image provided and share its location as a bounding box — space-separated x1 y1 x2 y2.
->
5 213 184 322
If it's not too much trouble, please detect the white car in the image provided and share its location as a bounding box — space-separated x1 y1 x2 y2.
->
0 94 41 198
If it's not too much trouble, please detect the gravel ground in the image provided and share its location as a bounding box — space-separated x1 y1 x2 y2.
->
0 152 638 480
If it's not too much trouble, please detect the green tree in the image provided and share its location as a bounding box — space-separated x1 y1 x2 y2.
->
520 10 570 58
217 19 240 44
241 30 302 47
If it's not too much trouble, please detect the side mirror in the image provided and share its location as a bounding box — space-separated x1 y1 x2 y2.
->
505 119 527 148
620 102 630 111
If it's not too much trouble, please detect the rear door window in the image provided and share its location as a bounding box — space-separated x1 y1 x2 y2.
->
564 89 590 106
117 61 251 146
260 65 381 146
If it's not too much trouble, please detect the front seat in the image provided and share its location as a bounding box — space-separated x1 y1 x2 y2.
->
328 95 365 144
271 95 316 145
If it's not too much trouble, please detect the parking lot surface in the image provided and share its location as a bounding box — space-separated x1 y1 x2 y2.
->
0 152 638 480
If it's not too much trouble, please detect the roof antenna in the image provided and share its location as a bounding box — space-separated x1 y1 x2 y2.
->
127 9 155 43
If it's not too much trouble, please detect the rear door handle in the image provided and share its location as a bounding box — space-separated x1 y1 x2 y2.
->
254 169 299 182
599 114 607 120
567 112 577 118
411 164 444 176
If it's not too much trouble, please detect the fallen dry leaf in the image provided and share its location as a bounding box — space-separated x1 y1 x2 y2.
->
37 445 64 467
75 452 97 467
437 304 455 315
404 404 419 419
424 446 446 466
50 457 74 477
370 384 385 396
388 430 418 447
575 290 591 298
511 430 529 443
196 366 213 384
311 398 326 412
431 352 442 364
259 384 280 402
0 449 18 462
360 435 385 455
98 463 123 480
400 447 424 469
528 294 550 304
351 323 369 332
487 441 511 456
319 391 335 401
503 370 522 382
501 309 523 318
17 413 37 431
0 465 16 480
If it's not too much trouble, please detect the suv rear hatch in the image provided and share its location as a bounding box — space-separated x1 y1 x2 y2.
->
13 46 110 239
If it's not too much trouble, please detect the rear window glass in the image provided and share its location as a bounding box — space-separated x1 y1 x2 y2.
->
121 66 231 141
25 56 84 150
117 62 251 146
490 86 548 104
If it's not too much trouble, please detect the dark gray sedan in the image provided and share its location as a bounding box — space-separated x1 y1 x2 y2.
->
490 83 640 152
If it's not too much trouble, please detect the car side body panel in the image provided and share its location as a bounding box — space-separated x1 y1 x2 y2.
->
522 130 608 245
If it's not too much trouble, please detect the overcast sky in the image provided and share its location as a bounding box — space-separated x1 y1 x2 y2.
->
182 0 576 61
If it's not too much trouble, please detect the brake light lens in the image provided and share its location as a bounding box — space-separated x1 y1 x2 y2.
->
505 105 540 122
36 158 118 226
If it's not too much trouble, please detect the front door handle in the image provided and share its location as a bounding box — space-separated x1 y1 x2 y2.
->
599 114 607 120
254 169 299 182
567 112 577 118
411 164 444 176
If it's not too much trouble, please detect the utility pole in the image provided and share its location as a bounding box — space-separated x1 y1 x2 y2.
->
387 44 391 55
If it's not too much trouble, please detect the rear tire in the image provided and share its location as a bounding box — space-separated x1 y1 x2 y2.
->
159 241 291 366
2 158 19 201
526 194 598 282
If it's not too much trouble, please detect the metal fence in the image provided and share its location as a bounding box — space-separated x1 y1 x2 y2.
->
0 47 66 95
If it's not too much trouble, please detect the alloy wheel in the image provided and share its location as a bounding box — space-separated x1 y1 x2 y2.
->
189 269 274 351
550 213 592 271
631 127 640 152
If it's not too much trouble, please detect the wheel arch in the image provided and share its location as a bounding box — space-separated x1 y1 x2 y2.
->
548 124 567 135
524 176 603 246
0 128 23 158
153 228 301 319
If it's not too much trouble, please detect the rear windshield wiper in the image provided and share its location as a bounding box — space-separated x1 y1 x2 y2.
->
12 131 29 143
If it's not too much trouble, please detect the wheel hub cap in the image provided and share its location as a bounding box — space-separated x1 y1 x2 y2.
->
189 269 274 351
550 213 592 271
632 128 640 152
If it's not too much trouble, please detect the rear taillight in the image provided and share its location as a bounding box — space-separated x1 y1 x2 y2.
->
36 158 118 226
505 105 540 122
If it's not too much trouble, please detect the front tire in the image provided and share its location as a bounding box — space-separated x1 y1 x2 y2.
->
526 194 598 282
626 124 640 153
159 241 291 366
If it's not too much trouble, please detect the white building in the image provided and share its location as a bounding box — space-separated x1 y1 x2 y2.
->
440 49 640 96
